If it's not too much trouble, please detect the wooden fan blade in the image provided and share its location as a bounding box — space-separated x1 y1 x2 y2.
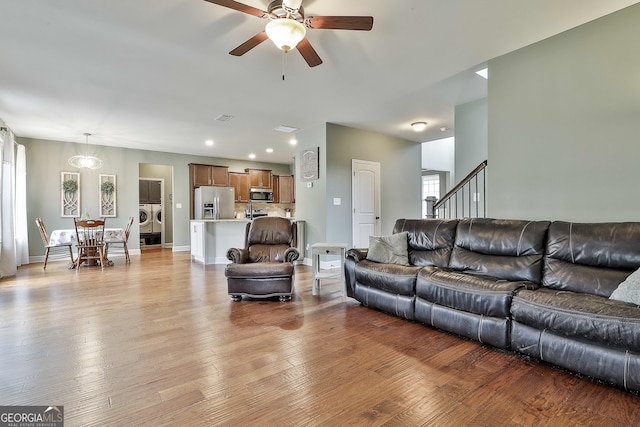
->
306 16 374 31
203 0 267 18
229 32 269 56
297 38 323 67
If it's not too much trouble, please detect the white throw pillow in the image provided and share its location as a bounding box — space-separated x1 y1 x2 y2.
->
610 268 640 306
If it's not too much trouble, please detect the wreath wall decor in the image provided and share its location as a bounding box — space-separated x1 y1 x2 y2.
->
99 174 117 217
61 172 80 217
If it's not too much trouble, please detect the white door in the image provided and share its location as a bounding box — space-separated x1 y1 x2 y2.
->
352 160 381 248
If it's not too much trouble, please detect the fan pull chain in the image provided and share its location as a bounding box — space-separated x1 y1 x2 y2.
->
282 50 287 81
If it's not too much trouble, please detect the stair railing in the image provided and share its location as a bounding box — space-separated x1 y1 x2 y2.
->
432 160 487 219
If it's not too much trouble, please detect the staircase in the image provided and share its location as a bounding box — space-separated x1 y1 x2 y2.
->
430 160 487 219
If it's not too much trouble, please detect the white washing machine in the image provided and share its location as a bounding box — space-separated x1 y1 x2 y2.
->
151 204 162 233
139 204 152 234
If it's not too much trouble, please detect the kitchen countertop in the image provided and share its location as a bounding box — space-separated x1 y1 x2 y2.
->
190 217 297 221
190 219 251 222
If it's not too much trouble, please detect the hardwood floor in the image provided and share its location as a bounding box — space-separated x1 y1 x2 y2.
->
1 250 638 426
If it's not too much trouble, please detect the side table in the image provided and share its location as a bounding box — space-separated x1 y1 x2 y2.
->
311 243 347 298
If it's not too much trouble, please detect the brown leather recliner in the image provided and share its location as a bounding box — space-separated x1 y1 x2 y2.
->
225 217 300 302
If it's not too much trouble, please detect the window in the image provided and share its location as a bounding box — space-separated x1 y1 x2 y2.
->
422 174 440 218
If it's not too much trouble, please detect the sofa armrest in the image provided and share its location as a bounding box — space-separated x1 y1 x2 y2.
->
346 248 368 262
227 248 249 264
284 247 300 263
344 249 367 298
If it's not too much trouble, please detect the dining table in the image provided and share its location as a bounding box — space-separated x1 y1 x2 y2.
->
49 227 126 268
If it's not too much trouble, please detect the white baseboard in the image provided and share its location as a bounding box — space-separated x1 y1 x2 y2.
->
29 249 141 265
172 245 191 252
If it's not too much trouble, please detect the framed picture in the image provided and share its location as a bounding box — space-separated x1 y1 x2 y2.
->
300 147 319 181
61 172 80 217
99 174 117 217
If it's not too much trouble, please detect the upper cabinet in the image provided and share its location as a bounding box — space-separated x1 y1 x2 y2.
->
277 175 295 204
245 168 272 189
190 163 229 187
139 180 162 204
228 172 249 202
188 163 230 219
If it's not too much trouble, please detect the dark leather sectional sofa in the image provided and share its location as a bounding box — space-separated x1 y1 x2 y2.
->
344 218 640 392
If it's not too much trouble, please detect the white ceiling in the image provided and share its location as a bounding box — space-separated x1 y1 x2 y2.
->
1 0 637 164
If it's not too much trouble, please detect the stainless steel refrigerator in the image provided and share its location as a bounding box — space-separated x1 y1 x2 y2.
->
194 186 235 219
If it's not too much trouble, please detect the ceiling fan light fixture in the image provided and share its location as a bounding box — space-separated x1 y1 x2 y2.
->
411 121 428 132
265 18 306 52
68 133 103 169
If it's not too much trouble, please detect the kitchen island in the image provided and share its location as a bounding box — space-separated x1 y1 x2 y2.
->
190 219 250 265
190 218 305 265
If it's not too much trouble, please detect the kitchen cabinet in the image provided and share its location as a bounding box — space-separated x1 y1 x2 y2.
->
190 163 229 187
272 175 279 202
139 179 162 203
278 175 295 204
245 168 272 189
190 221 205 261
190 220 251 264
228 172 249 202
189 163 230 219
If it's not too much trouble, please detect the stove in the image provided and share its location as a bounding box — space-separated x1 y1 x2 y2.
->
249 208 268 218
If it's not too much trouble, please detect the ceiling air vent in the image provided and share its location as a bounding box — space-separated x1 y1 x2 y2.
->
273 125 299 133
215 114 234 122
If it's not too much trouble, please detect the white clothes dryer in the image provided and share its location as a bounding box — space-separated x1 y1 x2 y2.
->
151 204 162 233
139 204 152 233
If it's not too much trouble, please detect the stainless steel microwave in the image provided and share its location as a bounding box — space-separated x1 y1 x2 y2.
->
249 190 273 202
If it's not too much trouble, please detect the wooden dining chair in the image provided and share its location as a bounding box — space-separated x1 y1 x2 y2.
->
74 218 107 270
35 217 75 270
104 216 134 263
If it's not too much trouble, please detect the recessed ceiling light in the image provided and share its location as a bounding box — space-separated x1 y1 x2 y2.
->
289 138 297 146
205 140 214 146
475 68 488 79
411 121 427 132
248 153 256 159
266 148 274 153
273 125 299 133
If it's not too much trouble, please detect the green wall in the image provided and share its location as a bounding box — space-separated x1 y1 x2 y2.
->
487 4 640 221
293 123 327 260
22 137 291 258
454 98 488 180
294 123 421 258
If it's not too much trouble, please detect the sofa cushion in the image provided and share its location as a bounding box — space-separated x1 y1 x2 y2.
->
366 232 409 265
543 221 640 297
392 218 458 267
249 244 292 263
355 259 422 296
449 218 550 283
610 268 640 305
416 267 538 318
511 288 640 352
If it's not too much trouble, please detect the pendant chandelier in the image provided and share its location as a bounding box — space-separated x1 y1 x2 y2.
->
68 133 103 169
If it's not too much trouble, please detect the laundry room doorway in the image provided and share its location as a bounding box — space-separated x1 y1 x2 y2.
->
139 164 173 250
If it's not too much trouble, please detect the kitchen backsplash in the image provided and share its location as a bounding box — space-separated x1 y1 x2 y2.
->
234 202 295 218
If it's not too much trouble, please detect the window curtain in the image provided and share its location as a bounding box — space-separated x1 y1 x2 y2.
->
0 128 29 278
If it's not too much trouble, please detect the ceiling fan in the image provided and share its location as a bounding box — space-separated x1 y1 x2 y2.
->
204 0 374 67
